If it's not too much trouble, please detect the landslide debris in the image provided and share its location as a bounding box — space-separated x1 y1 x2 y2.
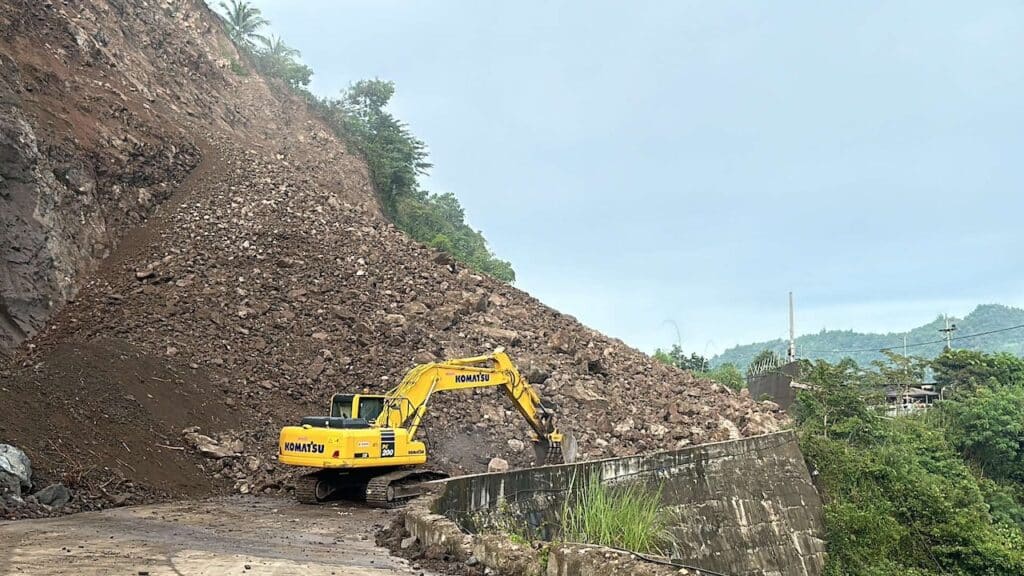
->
0 0 374 351
1 443 84 519
0 0 786 510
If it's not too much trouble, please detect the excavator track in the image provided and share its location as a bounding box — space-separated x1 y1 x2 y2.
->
365 469 448 508
294 472 328 504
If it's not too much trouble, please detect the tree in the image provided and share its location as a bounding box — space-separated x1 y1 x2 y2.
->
933 349 1024 392
310 80 514 282
704 363 746 392
792 359 873 440
652 344 707 371
255 35 312 88
259 35 299 60
217 0 268 49
940 385 1024 481
334 79 431 215
794 357 1024 575
394 192 515 282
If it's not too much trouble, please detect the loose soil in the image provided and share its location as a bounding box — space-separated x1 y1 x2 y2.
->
0 496 433 576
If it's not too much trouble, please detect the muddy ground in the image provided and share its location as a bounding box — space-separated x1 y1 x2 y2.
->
0 496 434 576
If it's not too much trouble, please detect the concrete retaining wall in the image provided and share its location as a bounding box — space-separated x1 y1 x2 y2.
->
429 430 826 576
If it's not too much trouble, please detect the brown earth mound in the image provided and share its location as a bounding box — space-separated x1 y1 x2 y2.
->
1 338 241 499
0 0 786 510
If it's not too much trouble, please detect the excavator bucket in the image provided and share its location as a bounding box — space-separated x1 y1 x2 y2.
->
534 431 578 466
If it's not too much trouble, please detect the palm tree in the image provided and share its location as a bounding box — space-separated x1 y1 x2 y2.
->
258 35 301 60
218 0 268 49
254 35 312 88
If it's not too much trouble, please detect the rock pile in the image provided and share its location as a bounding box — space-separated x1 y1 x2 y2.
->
0 0 787 506
19 134 786 486
0 443 76 519
0 0 373 351
181 427 289 496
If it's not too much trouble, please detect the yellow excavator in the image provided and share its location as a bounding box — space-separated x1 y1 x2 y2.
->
278 350 575 507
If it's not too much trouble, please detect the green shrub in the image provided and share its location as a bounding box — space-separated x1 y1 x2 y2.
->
229 58 247 76
703 363 746 391
313 80 514 281
560 474 675 556
796 356 1024 575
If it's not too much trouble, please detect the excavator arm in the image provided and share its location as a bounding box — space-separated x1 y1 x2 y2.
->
376 350 574 464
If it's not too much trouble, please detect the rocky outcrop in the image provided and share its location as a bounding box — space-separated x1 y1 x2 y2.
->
0 1 205 350
0 0 373 351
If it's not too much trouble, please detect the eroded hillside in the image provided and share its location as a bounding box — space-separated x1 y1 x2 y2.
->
0 0 784 515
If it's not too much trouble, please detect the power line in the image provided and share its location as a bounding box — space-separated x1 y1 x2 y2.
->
799 323 1024 355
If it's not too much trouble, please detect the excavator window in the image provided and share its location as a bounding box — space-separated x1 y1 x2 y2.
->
356 396 385 422
330 394 355 418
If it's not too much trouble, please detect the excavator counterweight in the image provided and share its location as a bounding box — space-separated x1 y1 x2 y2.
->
278 351 572 507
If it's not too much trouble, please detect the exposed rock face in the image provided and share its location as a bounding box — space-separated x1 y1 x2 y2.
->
0 0 787 508
0 0 371 350
0 1 202 349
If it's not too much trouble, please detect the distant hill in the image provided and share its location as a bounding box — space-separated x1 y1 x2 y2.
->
711 304 1024 370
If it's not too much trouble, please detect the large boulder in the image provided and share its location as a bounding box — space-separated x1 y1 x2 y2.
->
34 483 71 509
487 457 510 473
183 430 238 459
0 444 32 500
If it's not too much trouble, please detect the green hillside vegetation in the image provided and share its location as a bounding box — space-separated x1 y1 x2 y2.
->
712 304 1024 370
652 344 746 391
797 350 1024 575
212 1 514 282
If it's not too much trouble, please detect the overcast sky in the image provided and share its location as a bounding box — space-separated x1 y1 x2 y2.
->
248 0 1024 355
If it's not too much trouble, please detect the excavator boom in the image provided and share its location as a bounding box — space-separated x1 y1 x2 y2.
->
375 351 570 463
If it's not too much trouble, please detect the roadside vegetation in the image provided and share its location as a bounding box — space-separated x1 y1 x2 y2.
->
560 474 676 556
795 350 1024 575
212 1 515 282
486 474 676 558
653 344 746 391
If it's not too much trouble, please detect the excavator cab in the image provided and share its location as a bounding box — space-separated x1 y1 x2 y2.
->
329 393 386 421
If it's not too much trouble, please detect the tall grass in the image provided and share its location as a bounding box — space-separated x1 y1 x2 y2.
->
560 473 676 556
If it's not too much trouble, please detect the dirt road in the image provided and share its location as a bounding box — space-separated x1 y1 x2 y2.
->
0 496 427 576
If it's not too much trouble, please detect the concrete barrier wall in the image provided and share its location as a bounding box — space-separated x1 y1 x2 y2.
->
431 430 826 576
747 362 803 410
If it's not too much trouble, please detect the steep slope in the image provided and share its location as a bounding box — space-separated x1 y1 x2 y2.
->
0 0 376 352
713 304 1024 369
0 0 784 508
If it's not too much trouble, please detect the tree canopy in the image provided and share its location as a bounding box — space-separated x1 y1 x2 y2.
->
254 35 312 88
312 80 514 281
794 351 1024 575
652 345 745 391
217 0 268 49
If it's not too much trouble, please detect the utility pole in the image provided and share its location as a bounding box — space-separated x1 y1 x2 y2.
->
787 291 796 363
939 315 958 350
